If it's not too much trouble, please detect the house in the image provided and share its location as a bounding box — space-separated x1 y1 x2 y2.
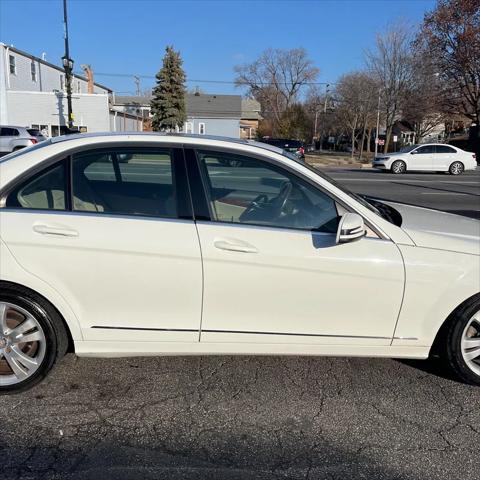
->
114 92 243 138
0 43 142 136
240 98 261 139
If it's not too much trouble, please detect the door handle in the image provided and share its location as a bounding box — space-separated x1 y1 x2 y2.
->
214 238 258 253
33 224 79 237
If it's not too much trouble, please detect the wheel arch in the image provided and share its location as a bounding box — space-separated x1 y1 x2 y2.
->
0 280 77 353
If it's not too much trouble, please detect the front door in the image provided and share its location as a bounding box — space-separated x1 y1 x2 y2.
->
191 148 405 346
410 145 435 170
0 146 203 342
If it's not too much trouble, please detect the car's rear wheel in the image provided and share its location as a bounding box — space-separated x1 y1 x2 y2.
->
0 287 68 394
443 297 480 386
449 161 464 175
391 160 406 174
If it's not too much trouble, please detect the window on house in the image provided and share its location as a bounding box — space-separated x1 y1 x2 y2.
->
9 55 16 75
60 75 65 91
31 61 37 82
184 122 193 134
199 123 206 135
77 80 81 93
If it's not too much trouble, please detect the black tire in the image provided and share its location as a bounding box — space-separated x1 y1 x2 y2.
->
12 146 25 151
442 295 480 386
0 285 69 394
391 160 406 174
449 161 464 175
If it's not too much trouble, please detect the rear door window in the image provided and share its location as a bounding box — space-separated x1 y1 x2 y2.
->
72 148 177 217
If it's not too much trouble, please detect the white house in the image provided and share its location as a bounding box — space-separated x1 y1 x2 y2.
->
0 43 143 136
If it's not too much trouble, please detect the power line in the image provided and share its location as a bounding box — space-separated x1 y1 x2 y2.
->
74 70 334 86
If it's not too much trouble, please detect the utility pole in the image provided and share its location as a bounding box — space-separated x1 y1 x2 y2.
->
134 75 141 96
62 0 74 130
374 91 381 158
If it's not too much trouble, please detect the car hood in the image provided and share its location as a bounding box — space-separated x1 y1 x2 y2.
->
383 201 480 256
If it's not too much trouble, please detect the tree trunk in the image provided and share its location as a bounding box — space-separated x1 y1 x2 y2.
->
359 122 367 160
384 125 393 153
366 127 371 153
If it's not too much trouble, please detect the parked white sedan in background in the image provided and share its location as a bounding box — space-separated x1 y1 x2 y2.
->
0 133 479 393
373 143 477 174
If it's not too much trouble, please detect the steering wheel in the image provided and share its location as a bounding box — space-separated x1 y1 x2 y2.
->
241 193 269 217
271 181 293 215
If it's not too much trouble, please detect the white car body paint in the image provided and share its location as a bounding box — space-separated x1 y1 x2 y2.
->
372 143 477 173
0 134 478 361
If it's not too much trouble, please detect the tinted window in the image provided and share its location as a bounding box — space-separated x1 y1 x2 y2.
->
436 145 456 154
198 150 339 232
6 162 66 210
415 145 435 154
1 128 19 137
72 149 177 217
26 129 42 137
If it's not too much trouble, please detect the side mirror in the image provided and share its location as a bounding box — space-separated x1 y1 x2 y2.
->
336 213 366 244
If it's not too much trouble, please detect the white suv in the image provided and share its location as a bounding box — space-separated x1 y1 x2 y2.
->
0 126 46 155
373 143 477 174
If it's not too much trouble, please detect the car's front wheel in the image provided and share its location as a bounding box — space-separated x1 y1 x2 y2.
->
0 286 68 394
449 161 464 175
391 160 406 174
443 296 480 386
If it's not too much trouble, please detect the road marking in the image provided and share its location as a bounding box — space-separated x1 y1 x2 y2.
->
420 192 470 195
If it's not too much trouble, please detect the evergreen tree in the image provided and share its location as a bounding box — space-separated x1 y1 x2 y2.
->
150 46 187 131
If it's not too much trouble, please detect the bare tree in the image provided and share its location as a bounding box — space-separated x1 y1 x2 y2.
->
402 53 447 142
335 72 379 158
234 48 319 135
415 0 480 125
366 23 413 152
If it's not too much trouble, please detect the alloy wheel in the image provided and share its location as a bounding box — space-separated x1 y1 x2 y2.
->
0 302 46 386
450 162 464 175
392 161 406 174
461 311 480 377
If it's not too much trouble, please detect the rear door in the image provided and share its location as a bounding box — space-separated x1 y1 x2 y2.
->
0 145 203 343
434 145 457 170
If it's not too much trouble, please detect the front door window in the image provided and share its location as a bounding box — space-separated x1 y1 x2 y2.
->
197 150 339 233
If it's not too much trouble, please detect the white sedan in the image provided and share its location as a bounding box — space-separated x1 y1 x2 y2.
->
372 143 477 174
0 133 479 393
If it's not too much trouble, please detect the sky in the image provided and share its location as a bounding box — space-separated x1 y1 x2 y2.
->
0 0 436 96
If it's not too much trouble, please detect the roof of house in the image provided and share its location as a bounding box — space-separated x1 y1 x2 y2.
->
115 93 242 119
1 43 112 92
241 98 262 120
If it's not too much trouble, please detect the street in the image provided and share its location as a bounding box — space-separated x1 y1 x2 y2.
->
1 168 479 480
324 167 480 219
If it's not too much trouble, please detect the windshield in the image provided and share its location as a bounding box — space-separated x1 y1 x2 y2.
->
399 144 418 153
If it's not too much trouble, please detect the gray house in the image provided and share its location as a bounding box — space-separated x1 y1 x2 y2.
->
114 93 242 138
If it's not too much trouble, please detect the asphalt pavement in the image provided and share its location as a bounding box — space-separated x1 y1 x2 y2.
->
324 167 480 219
1 167 480 480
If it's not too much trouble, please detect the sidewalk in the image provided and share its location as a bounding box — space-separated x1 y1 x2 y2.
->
305 152 372 169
